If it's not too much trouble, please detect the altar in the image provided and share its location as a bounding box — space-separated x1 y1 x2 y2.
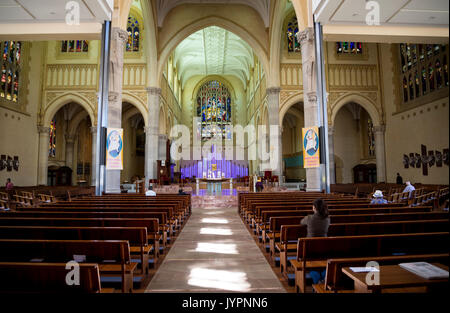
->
197 178 232 194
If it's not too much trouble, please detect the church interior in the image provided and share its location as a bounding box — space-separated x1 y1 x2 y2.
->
0 0 449 296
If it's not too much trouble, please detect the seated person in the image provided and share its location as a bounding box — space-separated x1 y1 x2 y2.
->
370 190 388 204
403 181 416 198
145 185 156 197
300 199 330 285
5 178 13 191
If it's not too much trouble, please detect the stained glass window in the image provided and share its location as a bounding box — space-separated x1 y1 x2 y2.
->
368 118 375 157
49 119 56 158
197 80 232 140
286 16 300 53
399 43 448 103
336 42 362 55
1 41 21 102
126 16 140 52
61 40 88 53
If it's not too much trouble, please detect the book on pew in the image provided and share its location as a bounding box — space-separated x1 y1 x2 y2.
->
349 267 380 273
399 262 449 280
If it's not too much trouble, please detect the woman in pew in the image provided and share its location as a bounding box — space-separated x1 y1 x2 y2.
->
300 199 330 286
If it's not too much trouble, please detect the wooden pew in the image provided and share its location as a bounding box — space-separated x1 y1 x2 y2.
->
289 232 449 293
0 239 137 293
0 217 162 259
0 262 111 293
314 253 449 293
0 226 152 277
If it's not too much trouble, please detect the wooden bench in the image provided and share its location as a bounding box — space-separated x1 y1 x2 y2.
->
0 262 113 293
0 226 152 277
0 239 137 293
289 232 449 293
314 253 449 293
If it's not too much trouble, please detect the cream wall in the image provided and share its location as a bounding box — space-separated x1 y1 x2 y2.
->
379 43 449 185
0 42 43 186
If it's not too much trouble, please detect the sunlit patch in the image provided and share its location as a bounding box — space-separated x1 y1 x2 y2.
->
203 211 225 215
188 268 251 292
195 242 237 254
200 228 233 236
201 218 229 224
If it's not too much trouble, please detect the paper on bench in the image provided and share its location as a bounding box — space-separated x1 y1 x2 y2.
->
349 267 380 273
399 262 449 280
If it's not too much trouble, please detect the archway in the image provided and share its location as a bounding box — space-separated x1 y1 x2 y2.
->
121 102 146 184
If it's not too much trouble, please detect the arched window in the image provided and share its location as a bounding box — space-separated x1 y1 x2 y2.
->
49 119 56 158
409 74 414 100
429 63 435 92
196 80 232 140
126 15 140 52
402 77 408 102
61 40 88 53
1 41 21 103
444 57 449 87
286 16 300 53
368 118 375 157
421 68 427 95
414 71 420 98
436 59 442 89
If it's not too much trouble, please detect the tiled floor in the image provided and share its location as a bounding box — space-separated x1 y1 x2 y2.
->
145 198 286 293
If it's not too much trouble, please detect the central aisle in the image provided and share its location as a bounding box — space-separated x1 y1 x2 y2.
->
146 196 286 293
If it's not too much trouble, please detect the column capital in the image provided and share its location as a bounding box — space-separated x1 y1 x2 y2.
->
266 87 281 95
144 126 159 135
373 125 386 133
297 27 314 45
37 126 51 134
90 126 98 134
306 91 317 103
146 87 162 96
328 125 335 136
112 27 129 44
108 91 121 103
65 134 76 144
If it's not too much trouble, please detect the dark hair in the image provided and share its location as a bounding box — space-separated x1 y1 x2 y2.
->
7 178 11 182
313 198 329 219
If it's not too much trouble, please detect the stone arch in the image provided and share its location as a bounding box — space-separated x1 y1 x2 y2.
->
68 110 90 136
43 93 95 127
330 93 381 127
157 16 270 89
279 92 304 126
191 75 237 101
121 92 148 126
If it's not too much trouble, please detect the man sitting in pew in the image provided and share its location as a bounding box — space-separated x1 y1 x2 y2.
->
145 185 156 197
370 190 388 205
300 199 330 286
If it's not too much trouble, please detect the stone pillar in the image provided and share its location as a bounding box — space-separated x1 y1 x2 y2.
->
65 134 75 170
145 87 162 187
374 125 386 183
266 87 283 183
90 127 97 186
298 28 322 191
37 126 51 186
105 27 128 193
328 126 336 184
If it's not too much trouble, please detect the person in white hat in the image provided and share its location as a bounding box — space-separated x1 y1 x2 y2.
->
370 190 387 204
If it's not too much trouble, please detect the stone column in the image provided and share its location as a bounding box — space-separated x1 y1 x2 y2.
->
328 126 336 184
90 127 97 186
105 27 128 194
37 126 51 186
298 28 322 191
267 87 283 183
65 134 75 170
145 87 162 187
374 125 386 183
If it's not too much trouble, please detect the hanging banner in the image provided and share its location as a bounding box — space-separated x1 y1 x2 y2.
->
302 126 320 168
106 128 123 170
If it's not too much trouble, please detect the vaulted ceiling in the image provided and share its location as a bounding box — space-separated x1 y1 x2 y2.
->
174 26 254 89
156 0 271 27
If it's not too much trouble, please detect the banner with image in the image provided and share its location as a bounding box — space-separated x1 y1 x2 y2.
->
302 126 320 168
106 128 123 170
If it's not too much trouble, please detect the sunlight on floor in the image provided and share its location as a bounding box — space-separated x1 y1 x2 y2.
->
200 228 233 236
188 268 251 292
195 242 238 254
201 218 229 224
203 211 225 215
